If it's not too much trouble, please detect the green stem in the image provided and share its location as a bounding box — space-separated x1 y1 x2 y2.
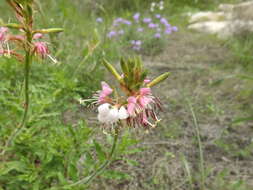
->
65 128 119 188
0 32 32 156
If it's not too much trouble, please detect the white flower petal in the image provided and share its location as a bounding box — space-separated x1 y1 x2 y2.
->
118 106 129 120
98 103 110 116
107 108 119 123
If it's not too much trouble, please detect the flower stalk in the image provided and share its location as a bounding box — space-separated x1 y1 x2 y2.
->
64 127 120 188
0 0 63 157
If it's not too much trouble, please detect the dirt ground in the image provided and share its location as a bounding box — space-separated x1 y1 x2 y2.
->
63 29 253 190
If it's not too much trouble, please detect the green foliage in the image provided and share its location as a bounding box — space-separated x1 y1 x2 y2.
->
226 33 253 67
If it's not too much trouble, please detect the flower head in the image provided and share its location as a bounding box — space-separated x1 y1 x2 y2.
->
88 58 169 129
165 27 172 34
131 40 142 51
96 17 103 23
107 30 117 38
34 42 49 58
33 33 43 39
172 26 178 32
133 13 140 21
160 18 168 25
148 23 158 29
143 18 152 23
123 19 132 25
155 14 161 19
154 33 161 38
97 104 129 124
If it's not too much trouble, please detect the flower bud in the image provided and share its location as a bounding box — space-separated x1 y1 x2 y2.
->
147 72 170 87
34 28 64 34
102 59 122 81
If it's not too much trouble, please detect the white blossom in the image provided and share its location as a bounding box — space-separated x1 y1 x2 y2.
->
107 107 119 123
98 103 110 116
118 106 129 120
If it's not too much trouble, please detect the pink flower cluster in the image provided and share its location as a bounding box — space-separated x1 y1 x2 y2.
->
96 81 162 128
0 27 55 62
34 41 50 59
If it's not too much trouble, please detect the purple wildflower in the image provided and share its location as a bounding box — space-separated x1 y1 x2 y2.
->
123 19 132 25
155 14 161 19
164 27 172 34
154 33 161 38
148 23 158 28
160 18 168 25
131 40 142 51
135 40 142 46
143 18 152 23
165 23 171 28
113 18 123 26
114 18 123 23
172 26 178 32
133 13 140 21
107 31 117 38
96 17 103 23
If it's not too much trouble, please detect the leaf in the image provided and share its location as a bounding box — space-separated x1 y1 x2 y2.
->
102 170 131 180
93 140 106 162
0 161 26 175
122 158 139 166
120 58 129 77
238 74 253 81
233 116 253 123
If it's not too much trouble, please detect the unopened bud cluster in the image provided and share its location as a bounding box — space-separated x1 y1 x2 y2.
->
1 0 62 62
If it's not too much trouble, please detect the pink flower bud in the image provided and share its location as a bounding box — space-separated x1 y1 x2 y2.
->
98 82 113 104
33 33 43 39
140 88 151 96
144 79 151 84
